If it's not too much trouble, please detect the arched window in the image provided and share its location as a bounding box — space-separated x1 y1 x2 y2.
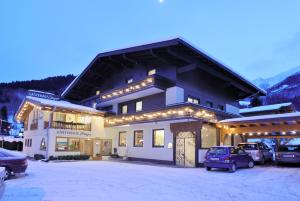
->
40 138 46 150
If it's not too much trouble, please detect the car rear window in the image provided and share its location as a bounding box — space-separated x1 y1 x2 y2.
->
208 147 228 155
238 144 258 150
278 146 300 152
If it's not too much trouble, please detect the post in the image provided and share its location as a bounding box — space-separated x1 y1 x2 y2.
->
46 107 55 159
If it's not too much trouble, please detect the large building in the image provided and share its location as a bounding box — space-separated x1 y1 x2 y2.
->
16 38 274 167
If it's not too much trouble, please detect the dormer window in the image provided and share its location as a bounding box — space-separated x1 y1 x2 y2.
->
147 69 156 76
126 77 133 84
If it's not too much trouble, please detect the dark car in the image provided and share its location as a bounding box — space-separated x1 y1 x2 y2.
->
275 145 300 165
204 146 254 172
238 142 273 164
0 148 28 180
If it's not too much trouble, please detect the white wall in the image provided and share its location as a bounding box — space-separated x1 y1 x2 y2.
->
165 86 184 106
105 121 175 162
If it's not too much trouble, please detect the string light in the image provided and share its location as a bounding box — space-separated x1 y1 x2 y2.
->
105 106 216 126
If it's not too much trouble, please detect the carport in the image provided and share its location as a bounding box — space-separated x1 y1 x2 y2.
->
218 112 300 147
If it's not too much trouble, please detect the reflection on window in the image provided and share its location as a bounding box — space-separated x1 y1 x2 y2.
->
217 105 224 111
153 129 165 147
201 124 217 148
68 138 80 151
147 69 156 76
40 138 46 150
206 101 213 108
134 130 143 147
136 101 143 112
56 137 68 151
119 132 126 147
187 97 200 104
122 105 128 114
102 139 112 155
126 78 133 84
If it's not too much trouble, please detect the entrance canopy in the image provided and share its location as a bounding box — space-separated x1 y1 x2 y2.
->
218 112 300 139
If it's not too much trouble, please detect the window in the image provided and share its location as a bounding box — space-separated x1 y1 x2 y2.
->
54 112 66 122
121 105 128 114
147 69 156 76
92 102 97 109
153 129 165 147
96 90 101 95
201 124 217 148
68 138 80 151
126 77 133 84
40 138 46 150
119 132 127 147
56 138 68 151
29 139 32 147
136 101 143 112
187 96 200 104
206 101 213 108
217 105 224 111
134 130 143 147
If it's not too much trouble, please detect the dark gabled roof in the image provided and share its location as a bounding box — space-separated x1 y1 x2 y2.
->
62 37 266 101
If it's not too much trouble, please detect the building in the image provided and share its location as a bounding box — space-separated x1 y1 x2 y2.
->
16 38 268 167
240 102 295 117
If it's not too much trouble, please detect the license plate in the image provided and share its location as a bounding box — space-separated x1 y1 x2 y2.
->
283 155 294 158
210 158 219 161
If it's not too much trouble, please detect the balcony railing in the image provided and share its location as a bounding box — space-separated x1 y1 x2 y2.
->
44 121 92 131
104 103 218 127
83 75 174 104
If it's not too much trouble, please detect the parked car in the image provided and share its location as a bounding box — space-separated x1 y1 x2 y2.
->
0 167 5 199
204 146 254 173
275 145 300 165
0 148 28 180
238 142 273 164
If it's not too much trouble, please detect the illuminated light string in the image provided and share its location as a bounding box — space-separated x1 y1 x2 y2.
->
105 107 217 125
225 131 299 136
17 101 42 120
101 77 154 100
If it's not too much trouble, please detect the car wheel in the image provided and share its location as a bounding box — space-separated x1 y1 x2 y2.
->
248 160 254 168
206 167 211 171
4 167 11 180
229 164 236 173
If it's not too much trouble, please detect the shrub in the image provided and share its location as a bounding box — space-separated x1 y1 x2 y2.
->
49 155 90 161
34 154 45 160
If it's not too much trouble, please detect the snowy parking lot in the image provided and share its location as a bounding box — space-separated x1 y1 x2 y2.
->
2 160 300 201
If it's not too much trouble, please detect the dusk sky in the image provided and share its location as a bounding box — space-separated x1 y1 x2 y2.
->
1 1 300 83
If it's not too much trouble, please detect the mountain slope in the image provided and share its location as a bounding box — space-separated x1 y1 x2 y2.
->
0 75 76 122
253 66 300 89
265 72 300 110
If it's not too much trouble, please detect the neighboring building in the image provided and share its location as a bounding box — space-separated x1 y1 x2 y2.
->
17 38 265 167
15 91 106 158
240 102 295 116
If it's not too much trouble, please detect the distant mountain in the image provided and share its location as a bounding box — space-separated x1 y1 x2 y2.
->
265 72 300 110
253 66 300 89
0 75 76 122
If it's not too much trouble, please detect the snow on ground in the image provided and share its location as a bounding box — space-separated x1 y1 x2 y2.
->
2 160 300 201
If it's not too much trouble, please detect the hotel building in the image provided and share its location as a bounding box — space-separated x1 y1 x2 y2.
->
16 38 300 167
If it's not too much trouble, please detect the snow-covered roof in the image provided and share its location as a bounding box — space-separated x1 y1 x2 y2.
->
26 96 102 114
220 112 300 124
239 102 293 114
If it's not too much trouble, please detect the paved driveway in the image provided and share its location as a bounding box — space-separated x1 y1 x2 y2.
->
2 160 300 201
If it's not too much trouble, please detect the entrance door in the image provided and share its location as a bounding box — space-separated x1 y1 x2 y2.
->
84 140 93 156
175 132 195 167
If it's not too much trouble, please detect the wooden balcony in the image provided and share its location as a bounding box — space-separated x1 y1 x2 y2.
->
44 121 92 131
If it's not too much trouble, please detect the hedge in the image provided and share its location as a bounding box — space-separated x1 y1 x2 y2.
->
49 155 90 161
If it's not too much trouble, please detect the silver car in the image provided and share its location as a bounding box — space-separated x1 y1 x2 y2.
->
276 145 300 165
238 142 273 164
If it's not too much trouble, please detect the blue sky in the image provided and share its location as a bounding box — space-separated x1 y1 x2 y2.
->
1 0 300 82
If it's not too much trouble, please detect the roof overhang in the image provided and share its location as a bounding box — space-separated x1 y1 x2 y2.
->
61 38 265 101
